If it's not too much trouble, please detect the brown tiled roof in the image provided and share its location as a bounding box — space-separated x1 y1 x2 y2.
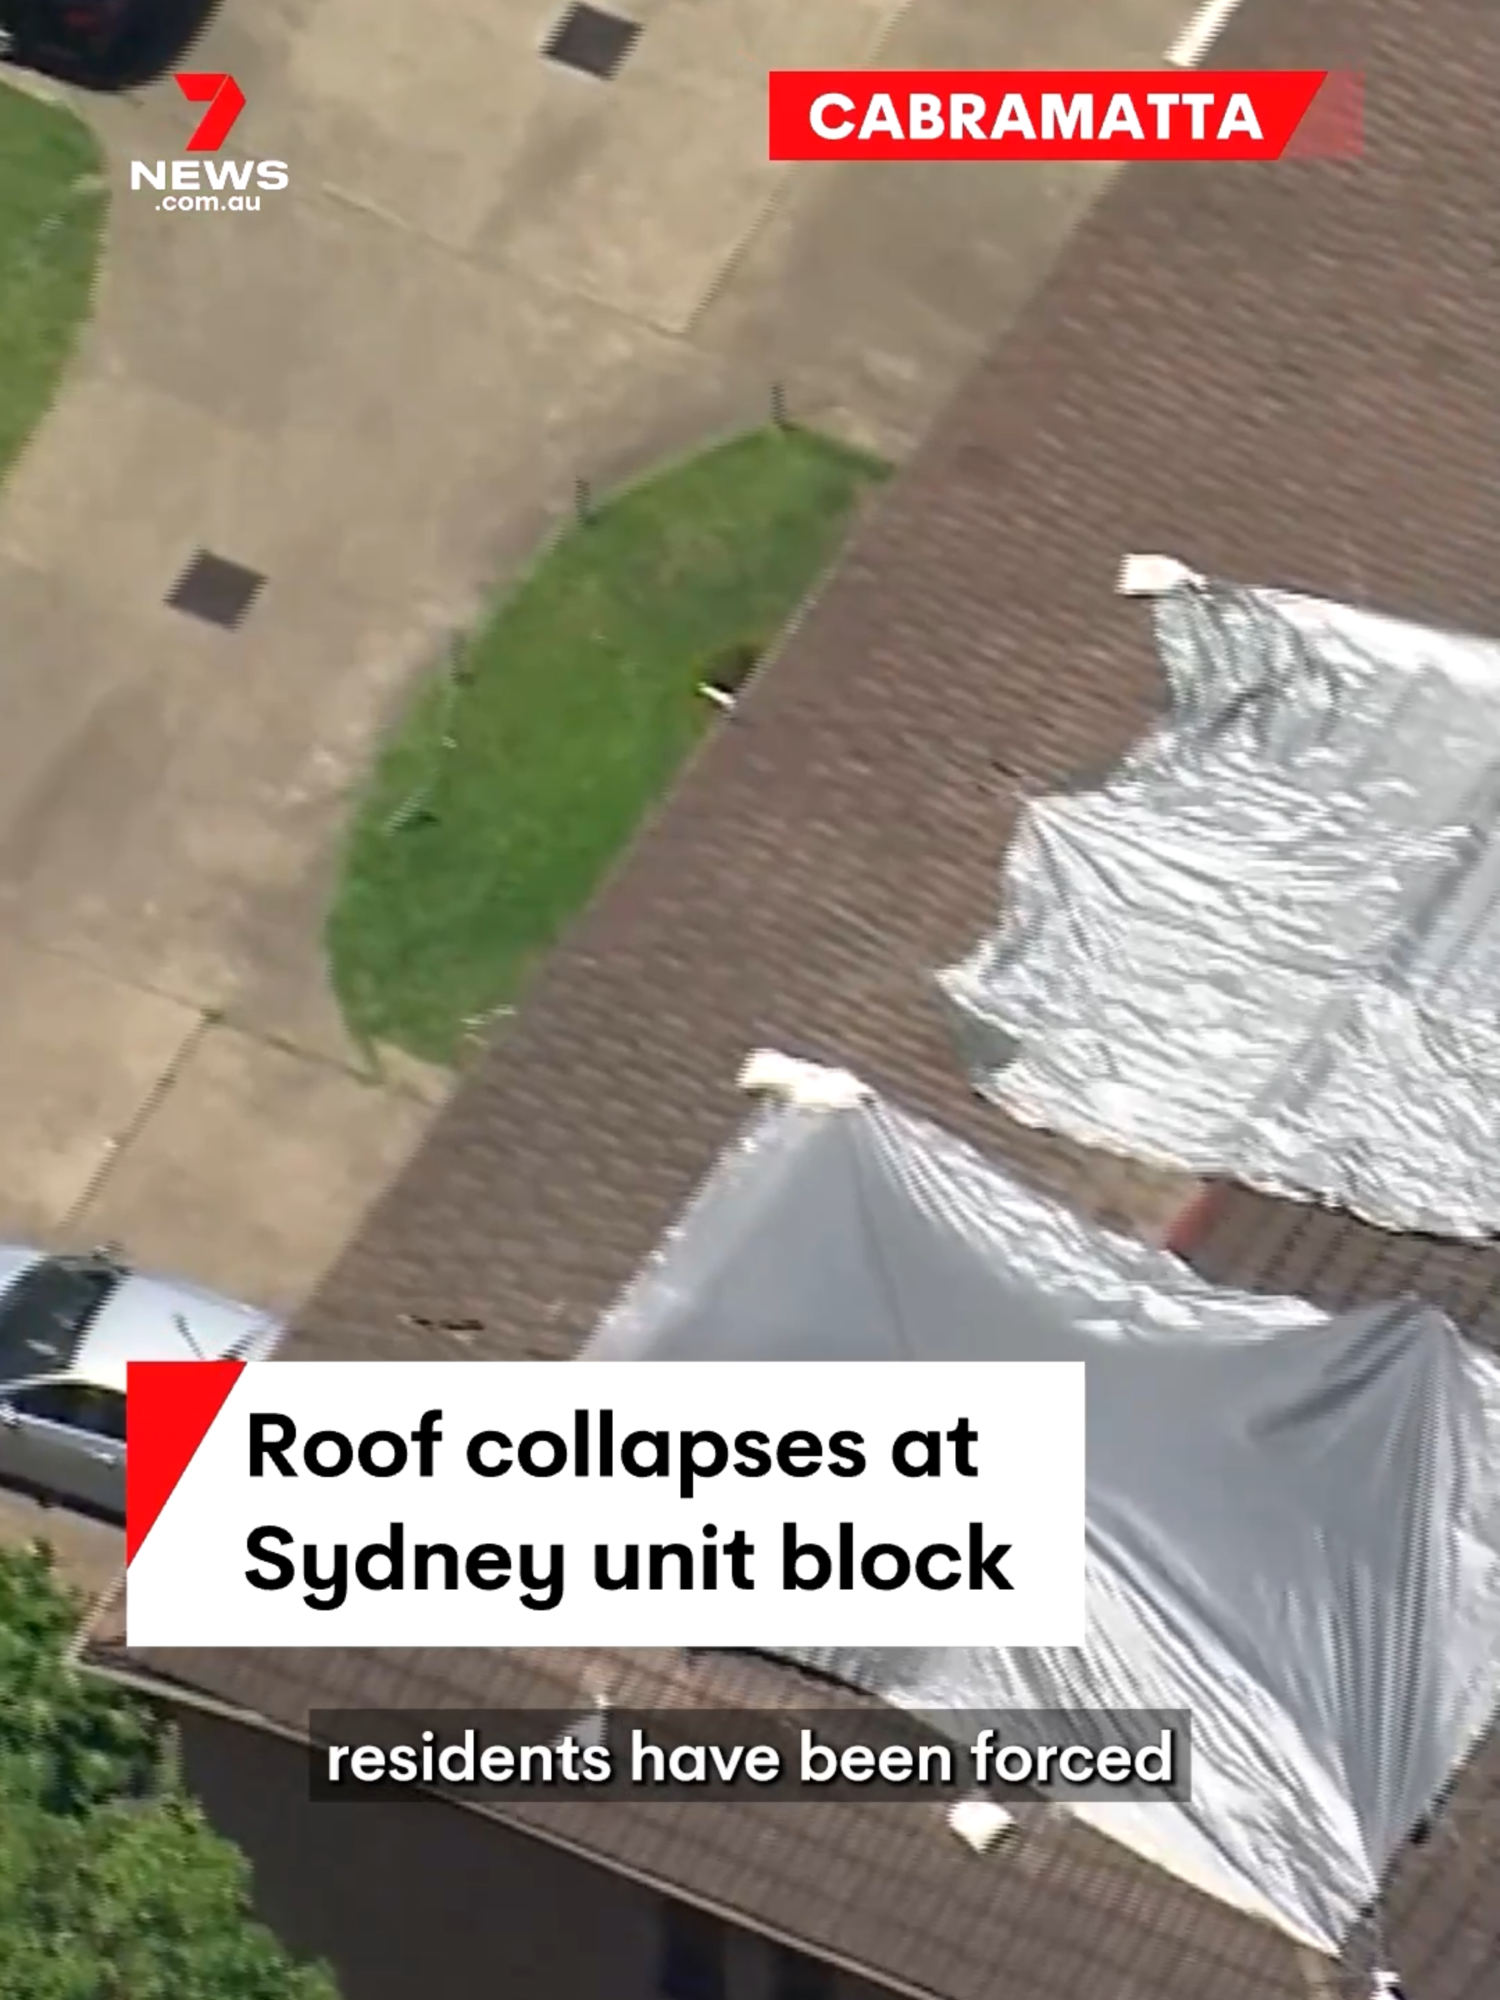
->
1186 1188 1500 2000
95 1633 1312 2000
97 0 1500 1991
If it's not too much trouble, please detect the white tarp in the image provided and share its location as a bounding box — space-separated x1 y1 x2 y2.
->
585 1062 1500 1955
938 562 1500 1238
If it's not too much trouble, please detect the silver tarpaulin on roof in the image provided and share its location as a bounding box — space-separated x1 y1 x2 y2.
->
585 1069 1500 1956
937 564 1500 1237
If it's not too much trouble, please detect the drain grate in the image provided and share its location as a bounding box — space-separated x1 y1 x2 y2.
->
542 1 641 79
166 550 266 630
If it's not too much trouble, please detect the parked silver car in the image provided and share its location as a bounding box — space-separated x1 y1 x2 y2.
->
0 1245 281 1519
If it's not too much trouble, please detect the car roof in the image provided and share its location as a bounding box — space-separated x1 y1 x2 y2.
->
73 1272 277 1382
0 1247 280 1395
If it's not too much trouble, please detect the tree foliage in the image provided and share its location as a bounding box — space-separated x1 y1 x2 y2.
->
0 1543 157 1812
0 1543 338 2000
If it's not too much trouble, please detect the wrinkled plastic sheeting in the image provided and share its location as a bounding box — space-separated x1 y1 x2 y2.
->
938 569 1500 1238
585 1083 1500 1956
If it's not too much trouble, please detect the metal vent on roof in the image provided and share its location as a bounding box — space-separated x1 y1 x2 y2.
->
542 2 641 78
166 550 266 629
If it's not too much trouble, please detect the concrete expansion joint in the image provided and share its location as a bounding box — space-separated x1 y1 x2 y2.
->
56 1009 215 1239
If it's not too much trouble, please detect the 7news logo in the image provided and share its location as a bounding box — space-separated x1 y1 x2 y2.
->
129 75 288 212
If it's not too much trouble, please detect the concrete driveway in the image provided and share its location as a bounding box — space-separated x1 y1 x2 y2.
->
0 0 1204 1378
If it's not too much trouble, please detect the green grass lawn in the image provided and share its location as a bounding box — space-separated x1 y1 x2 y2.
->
0 80 106 485
328 424 891 1066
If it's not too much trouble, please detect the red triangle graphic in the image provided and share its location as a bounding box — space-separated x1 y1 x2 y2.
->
1284 70 1364 159
126 1360 244 1564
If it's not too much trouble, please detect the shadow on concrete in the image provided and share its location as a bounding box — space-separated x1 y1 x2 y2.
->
0 1472 122 1532
5 0 221 92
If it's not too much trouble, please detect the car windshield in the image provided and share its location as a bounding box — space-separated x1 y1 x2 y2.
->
0 1257 123 1385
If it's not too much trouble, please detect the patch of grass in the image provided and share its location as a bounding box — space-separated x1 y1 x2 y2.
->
328 424 891 1065
0 80 107 484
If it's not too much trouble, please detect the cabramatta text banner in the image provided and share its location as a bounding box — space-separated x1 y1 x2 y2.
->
766 70 1364 161
124 1360 1085 1648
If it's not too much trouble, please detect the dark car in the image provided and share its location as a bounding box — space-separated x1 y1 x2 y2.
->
1 0 153 74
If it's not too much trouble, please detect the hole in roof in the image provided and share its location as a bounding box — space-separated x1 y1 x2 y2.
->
542 2 641 78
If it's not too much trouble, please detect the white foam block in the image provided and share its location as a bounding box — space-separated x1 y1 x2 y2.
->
946 1798 1017 1854
1117 553 1201 598
737 1049 871 1111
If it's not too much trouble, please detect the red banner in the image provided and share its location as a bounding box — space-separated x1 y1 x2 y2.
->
766 71 1361 162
